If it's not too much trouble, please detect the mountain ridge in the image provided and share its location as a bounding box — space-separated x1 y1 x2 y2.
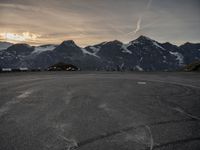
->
0 36 200 71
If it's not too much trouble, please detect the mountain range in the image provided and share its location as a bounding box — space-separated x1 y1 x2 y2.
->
0 36 200 71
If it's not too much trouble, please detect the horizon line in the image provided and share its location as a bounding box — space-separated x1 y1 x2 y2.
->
0 35 199 48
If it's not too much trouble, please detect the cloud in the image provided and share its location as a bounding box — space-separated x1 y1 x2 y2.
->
0 32 41 43
0 0 199 46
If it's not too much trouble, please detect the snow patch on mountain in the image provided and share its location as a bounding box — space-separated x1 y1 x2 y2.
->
81 48 100 58
121 44 132 54
89 46 100 54
152 42 165 50
169 51 184 65
135 65 143 71
130 41 140 45
120 63 125 70
32 45 56 54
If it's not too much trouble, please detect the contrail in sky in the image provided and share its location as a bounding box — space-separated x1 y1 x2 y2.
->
134 16 142 34
132 0 153 35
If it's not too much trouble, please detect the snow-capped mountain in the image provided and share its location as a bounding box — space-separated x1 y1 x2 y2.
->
179 42 200 64
24 40 102 70
0 36 200 71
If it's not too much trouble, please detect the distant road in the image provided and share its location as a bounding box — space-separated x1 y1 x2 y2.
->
0 72 200 150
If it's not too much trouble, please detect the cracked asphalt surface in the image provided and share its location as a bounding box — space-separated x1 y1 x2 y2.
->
0 72 200 150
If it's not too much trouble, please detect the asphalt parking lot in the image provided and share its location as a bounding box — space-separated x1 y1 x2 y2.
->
0 72 199 150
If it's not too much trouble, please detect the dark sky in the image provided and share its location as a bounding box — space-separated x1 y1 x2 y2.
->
0 0 200 46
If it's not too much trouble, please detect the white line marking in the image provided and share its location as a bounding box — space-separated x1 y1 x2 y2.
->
137 81 147 85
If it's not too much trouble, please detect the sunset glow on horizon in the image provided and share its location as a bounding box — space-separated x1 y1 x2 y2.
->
0 0 199 46
0 32 41 43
